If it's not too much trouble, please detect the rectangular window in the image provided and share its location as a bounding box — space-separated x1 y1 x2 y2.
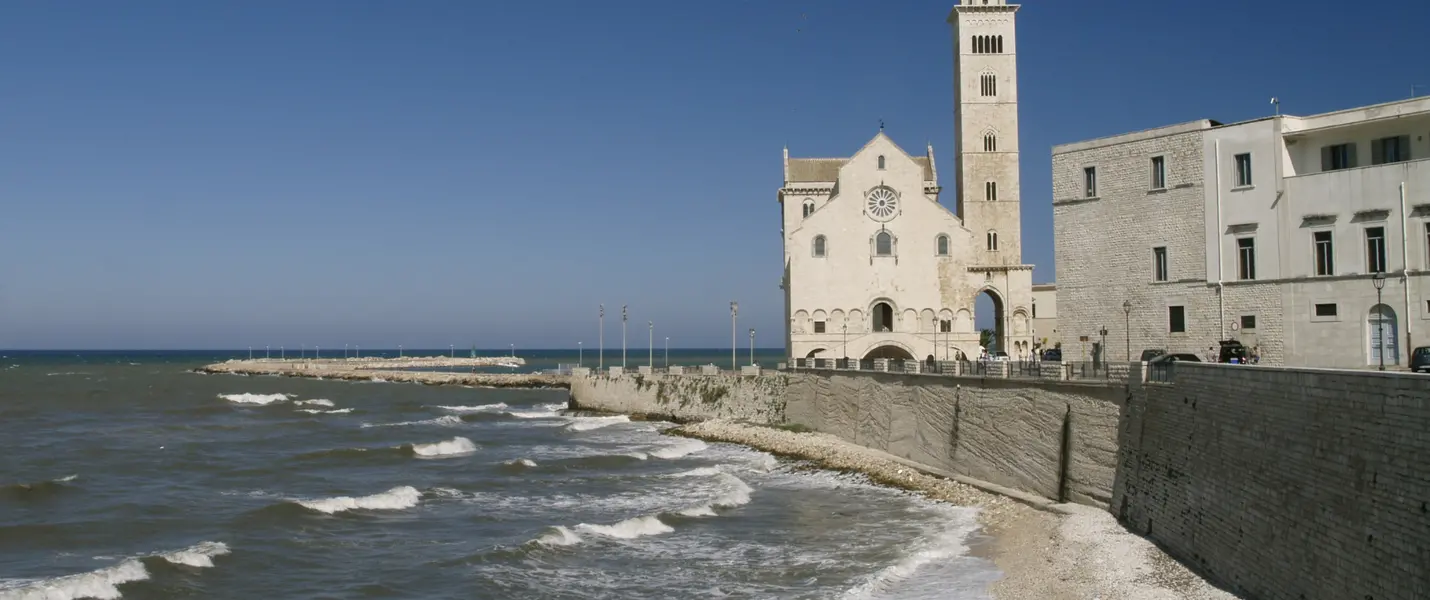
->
1240 315 1257 330
940 319 951 333
1032 304 1038 318
1153 246 1168 282
1372 135 1411 165
1366 226 1386 273
1313 230 1334 276
1150 156 1166 189
1237 237 1256 280
1314 303 1338 317
1168 306 1186 333
813 320 826 334
1084 167 1097 197
1234 153 1253 187
1321 143 1356 171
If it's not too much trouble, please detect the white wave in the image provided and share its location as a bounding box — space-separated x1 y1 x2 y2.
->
649 439 707 460
360 415 461 428
297 408 353 415
670 466 723 478
370 377 389 383
0 559 148 600
533 526 583 546
508 458 537 468
574 515 673 539
296 486 422 514
710 474 754 508
564 416 629 432
625 452 649 460
159 541 230 568
838 511 979 599
436 403 507 413
53 474 79 483
411 437 478 458
294 399 334 407
218 393 292 405
428 487 465 499
507 403 566 419
45 372 91 377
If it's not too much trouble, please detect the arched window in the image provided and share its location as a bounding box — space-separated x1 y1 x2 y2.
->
983 133 997 152
801 198 815 218
973 36 981 54
875 231 893 256
877 155 885 170
980 74 996 97
813 235 827 258
936 234 950 256
987 231 999 251
986 181 997 201
997 35 1003 53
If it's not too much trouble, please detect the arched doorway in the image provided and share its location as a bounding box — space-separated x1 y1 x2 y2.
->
872 302 895 332
863 345 915 360
975 289 1006 356
1368 304 1399 365
805 349 826 359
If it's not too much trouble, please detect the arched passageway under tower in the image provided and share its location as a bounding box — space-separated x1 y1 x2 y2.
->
862 345 915 361
975 289 1006 356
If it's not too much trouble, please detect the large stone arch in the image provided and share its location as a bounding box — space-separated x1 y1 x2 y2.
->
861 342 917 360
974 286 1007 355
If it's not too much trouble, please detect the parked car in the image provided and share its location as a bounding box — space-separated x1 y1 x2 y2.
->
992 351 1010 362
1217 340 1250 364
1148 353 1201 364
1411 346 1430 373
1139 349 1167 362
1041 348 1062 362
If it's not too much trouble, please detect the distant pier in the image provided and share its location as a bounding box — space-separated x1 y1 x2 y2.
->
197 356 569 389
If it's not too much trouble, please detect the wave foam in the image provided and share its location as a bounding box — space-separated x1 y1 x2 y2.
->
507 403 566 419
159 541 230 568
411 437 478 458
296 486 422 514
670 466 723 478
508 458 537 468
297 408 353 415
436 403 507 413
533 526 583 546
219 393 292 405
0 559 148 600
574 515 673 540
293 399 334 407
649 439 707 460
360 415 461 428
838 511 978 599
565 416 629 432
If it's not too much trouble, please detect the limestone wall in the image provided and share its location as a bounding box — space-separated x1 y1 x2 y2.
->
785 372 1123 507
1116 363 1430 600
568 372 789 423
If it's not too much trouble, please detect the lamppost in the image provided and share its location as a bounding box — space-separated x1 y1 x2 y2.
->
510 343 514 358
1122 299 1132 362
280 346 285 359
450 344 454 358
248 346 252 360
598 304 605 370
265 345 270 359
621 305 628 368
315 346 320 359
842 323 848 367
345 343 349 358
664 336 669 367
301 344 306 359
730 301 739 371
397 345 401 358
578 341 583 368
648 321 654 368
1373 271 1386 371
749 328 755 367
356 345 360 358
1098 326 1108 368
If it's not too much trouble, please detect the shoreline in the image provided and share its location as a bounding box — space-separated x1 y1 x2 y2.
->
668 419 1238 600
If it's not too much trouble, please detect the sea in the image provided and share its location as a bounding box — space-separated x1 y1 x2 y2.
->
0 351 1000 599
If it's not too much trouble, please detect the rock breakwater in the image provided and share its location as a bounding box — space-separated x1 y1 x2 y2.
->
197 358 568 389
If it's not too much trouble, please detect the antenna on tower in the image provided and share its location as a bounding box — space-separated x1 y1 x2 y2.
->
879 118 885 131
1269 97 1280 116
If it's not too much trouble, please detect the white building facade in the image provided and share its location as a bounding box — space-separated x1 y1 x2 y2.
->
1054 96 1430 369
780 0 1034 363
1031 283 1059 350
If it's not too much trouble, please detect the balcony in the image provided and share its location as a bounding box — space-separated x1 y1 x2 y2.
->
1285 157 1430 218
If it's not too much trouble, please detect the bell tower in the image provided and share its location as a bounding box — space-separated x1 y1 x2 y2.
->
949 0 1021 266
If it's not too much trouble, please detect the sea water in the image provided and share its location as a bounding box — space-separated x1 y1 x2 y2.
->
0 352 999 599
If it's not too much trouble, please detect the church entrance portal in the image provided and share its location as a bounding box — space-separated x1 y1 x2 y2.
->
873 302 894 332
975 290 1006 356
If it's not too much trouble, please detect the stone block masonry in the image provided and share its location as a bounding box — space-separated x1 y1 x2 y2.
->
568 372 790 423
1116 363 1430 600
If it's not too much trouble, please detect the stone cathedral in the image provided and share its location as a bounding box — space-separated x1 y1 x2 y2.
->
779 0 1033 363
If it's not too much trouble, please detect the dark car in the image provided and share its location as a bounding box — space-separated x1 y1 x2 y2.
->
1149 353 1201 364
1218 340 1249 364
1041 348 1062 362
1139 349 1166 362
1412 346 1430 373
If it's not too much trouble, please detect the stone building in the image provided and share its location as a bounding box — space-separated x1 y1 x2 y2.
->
1031 283 1060 350
1054 96 1430 369
779 0 1034 363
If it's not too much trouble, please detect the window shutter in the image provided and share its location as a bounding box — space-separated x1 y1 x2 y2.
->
1320 146 1332 171
1346 143 1358 168
1372 139 1384 165
1399 135 1411 160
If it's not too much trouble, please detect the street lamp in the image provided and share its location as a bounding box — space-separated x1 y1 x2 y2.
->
578 341 583 367
648 321 654 368
315 346 320 359
842 323 848 367
345 343 349 358
599 304 605 370
730 301 739 371
749 328 755 367
356 345 360 358
510 343 515 358
664 336 669 367
248 346 253 360
1122 299 1132 362
280 346 285 359
397 345 401 358
1373 271 1387 371
450 344 454 358
621 305 628 368
265 345 270 359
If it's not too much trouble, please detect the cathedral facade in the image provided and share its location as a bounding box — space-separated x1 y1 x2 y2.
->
779 0 1033 363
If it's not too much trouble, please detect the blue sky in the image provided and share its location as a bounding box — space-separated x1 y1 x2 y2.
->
2 0 1426 350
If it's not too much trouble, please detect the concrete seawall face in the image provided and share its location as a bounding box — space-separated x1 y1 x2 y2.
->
784 373 1122 508
1117 364 1430 600
568 373 790 423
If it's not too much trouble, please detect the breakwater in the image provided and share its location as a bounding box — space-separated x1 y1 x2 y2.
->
198 357 567 389
571 363 1430 600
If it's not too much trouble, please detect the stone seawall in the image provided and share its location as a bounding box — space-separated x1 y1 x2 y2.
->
199 358 567 389
568 372 789 423
1117 363 1430 600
